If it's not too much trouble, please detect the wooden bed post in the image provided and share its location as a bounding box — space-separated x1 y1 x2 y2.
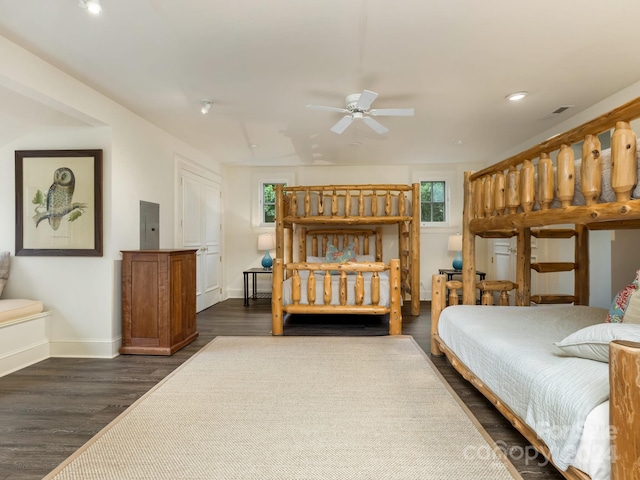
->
574 224 589 305
410 183 421 315
515 228 531 306
271 258 284 335
462 172 476 305
389 259 402 335
275 184 285 261
430 274 446 355
609 340 640 480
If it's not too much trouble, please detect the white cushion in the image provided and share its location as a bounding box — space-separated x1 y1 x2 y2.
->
0 299 44 324
555 323 640 362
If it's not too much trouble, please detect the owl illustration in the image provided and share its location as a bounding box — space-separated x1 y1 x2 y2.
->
44 167 75 230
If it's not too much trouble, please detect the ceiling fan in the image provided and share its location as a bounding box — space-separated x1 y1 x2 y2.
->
306 90 414 135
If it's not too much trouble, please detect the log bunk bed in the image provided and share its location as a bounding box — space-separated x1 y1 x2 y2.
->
271 183 421 336
431 97 640 480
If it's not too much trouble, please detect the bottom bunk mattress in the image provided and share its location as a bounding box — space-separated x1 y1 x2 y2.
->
438 305 611 480
282 270 391 307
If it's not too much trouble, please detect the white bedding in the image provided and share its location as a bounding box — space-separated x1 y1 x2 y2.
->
282 270 391 307
438 305 611 479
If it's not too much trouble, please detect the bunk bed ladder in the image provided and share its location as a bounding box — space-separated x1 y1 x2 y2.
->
528 226 589 306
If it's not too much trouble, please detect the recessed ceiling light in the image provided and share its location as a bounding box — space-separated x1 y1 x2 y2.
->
453 140 464 145
79 0 102 15
506 91 528 102
249 143 260 149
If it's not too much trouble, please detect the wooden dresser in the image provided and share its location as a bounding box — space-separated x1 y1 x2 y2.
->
120 249 198 355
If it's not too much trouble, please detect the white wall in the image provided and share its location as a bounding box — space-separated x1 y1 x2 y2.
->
0 34 221 358
223 162 487 301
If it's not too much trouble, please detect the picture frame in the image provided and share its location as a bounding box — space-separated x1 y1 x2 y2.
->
15 149 103 257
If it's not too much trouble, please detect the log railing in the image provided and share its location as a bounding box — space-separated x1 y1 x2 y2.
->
271 258 402 336
460 97 640 306
279 184 416 224
298 227 382 262
467 97 640 233
443 279 517 307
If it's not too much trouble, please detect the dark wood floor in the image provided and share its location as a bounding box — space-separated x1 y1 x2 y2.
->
0 299 564 480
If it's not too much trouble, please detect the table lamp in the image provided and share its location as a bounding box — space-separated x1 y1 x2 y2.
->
257 233 275 269
448 234 463 270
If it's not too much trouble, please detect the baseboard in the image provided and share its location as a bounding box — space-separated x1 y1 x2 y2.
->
50 336 121 359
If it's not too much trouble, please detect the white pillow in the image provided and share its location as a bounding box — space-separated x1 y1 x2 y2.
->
555 323 640 362
356 254 375 262
305 255 324 263
0 252 10 298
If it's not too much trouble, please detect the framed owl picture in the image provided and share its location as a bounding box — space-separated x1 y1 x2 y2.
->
15 149 103 256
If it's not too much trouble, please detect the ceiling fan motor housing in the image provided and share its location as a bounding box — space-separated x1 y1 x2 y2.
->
345 93 362 112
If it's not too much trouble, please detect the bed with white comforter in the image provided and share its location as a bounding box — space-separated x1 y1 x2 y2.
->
438 305 612 480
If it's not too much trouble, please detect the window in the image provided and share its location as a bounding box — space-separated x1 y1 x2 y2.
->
420 180 446 223
261 182 286 225
252 172 295 229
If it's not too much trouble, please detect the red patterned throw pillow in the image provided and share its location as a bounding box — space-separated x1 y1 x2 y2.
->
607 269 640 323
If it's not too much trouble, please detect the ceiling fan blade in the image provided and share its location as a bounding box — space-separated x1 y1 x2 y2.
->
369 108 415 117
330 115 354 134
362 116 389 134
356 90 378 111
306 104 349 113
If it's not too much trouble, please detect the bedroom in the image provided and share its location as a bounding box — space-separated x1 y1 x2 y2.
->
1 1 640 478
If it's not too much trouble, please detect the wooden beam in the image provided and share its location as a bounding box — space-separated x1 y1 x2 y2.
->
531 262 575 273
574 225 589 306
430 275 446 355
462 172 476 305
516 228 531 306
609 340 640 480
469 200 640 232
531 228 576 239
530 294 575 304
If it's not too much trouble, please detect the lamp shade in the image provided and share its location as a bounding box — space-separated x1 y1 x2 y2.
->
448 234 463 252
257 233 275 251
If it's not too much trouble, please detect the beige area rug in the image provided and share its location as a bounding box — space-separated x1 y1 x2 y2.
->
45 336 522 480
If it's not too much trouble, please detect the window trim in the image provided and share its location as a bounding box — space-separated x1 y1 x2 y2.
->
412 171 455 228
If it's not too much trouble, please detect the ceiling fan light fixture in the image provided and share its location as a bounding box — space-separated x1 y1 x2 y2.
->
79 0 102 15
200 100 212 115
307 89 413 135
506 91 528 102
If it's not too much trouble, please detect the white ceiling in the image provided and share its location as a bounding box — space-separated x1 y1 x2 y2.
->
1 0 640 167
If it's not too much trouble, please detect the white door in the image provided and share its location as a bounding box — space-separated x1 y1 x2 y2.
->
179 168 222 312
492 235 538 305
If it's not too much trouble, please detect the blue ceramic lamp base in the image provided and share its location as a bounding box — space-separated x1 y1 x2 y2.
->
452 251 462 270
261 250 273 269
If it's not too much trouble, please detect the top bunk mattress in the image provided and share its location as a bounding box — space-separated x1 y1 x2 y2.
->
438 305 609 472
